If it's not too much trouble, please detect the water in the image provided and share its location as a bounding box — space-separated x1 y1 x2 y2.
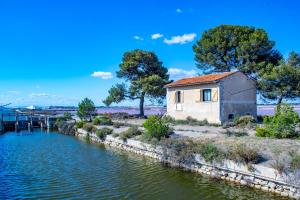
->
0 131 289 200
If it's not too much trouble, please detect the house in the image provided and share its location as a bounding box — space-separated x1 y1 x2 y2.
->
164 71 257 124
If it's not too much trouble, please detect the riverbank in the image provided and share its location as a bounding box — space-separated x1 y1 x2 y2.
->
75 127 300 199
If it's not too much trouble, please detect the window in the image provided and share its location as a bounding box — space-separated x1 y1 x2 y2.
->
228 114 234 120
175 91 182 103
202 89 211 102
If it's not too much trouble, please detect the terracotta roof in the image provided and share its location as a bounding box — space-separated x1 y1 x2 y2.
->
165 71 237 88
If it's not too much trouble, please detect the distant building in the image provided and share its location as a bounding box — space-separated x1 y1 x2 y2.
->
164 71 257 124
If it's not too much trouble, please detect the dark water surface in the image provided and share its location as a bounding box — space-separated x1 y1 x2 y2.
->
0 131 289 200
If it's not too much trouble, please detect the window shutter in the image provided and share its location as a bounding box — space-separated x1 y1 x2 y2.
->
195 89 201 102
212 88 218 102
173 91 177 103
181 90 184 103
199 89 203 102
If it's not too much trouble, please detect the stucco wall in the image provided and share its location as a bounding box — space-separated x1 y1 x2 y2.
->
166 84 221 124
219 72 257 123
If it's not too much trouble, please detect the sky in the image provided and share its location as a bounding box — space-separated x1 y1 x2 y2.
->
0 0 300 107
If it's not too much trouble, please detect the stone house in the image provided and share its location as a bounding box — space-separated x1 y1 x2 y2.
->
164 71 257 124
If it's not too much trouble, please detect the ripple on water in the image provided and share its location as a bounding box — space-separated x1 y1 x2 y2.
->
0 131 290 200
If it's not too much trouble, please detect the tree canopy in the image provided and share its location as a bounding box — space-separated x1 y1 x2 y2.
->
193 25 282 77
103 49 170 116
258 52 300 106
77 98 96 121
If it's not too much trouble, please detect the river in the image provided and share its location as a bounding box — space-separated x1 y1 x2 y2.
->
0 131 289 200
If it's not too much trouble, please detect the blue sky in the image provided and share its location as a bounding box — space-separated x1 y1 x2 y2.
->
0 0 299 107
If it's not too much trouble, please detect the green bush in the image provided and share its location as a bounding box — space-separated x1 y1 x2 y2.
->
93 116 113 126
197 142 225 163
96 127 113 140
76 121 85 129
112 133 119 138
143 115 172 140
256 104 299 139
63 112 72 120
234 115 256 128
83 123 97 133
224 129 248 137
162 115 175 123
119 126 142 141
113 122 124 128
290 153 300 170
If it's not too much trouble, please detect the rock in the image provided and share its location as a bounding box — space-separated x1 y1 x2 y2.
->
268 182 276 189
240 180 247 185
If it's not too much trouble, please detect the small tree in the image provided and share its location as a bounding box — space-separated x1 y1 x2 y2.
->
193 25 282 77
258 52 300 107
103 49 170 116
77 98 96 121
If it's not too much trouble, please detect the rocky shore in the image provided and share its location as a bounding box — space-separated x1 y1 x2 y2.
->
75 128 300 199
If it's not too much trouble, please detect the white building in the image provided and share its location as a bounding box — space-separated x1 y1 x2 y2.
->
164 71 257 124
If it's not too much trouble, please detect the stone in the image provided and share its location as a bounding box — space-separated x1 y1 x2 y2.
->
267 182 276 189
261 186 269 191
240 180 247 185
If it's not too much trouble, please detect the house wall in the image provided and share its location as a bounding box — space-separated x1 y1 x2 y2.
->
219 72 257 123
166 83 221 124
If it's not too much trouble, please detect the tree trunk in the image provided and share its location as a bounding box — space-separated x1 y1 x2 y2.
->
276 94 283 111
139 93 145 117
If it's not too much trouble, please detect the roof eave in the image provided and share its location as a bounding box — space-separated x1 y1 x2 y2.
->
164 80 220 88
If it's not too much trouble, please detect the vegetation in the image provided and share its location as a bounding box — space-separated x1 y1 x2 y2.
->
197 142 225 163
193 25 281 76
63 112 72 120
103 50 170 116
162 115 220 127
224 129 248 137
143 115 172 140
112 132 119 138
77 98 96 121
92 116 113 126
229 143 260 165
76 121 85 129
256 104 299 138
258 52 300 107
119 126 142 141
83 123 97 133
96 127 113 140
113 122 124 128
233 115 256 128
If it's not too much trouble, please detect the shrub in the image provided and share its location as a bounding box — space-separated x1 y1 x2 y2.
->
290 153 300 170
256 104 299 139
55 117 65 128
93 116 113 126
257 115 264 123
234 115 256 128
113 122 124 128
229 143 260 164
162 115 175 124
63 112 72 120
119 126 142 141
143 115 172 140
255 126 272 137
76 121 85 129
224 129 248 137
197 142 225 163
96 127 113 140
112 133 119 138
83 123 97 133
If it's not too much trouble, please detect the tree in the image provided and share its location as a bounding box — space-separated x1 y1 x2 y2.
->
193 25 282 77
77 98 96 121
258 52 300 107
103 49 170 116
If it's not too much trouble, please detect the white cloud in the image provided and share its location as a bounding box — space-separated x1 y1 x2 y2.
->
7 91 20 94
91 71 113 79
133 35 144 40
29 93 50 98
176 8 183 13
164 33 197 45
151 33 164 40
168 68 197 80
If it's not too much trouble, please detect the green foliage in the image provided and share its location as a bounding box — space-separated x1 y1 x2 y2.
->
193 25 281 75
76 121 85 129
258 52 300 105
229 143 260 164
162 115 175 124
234 115 256 128
197 142 225 163
96 128 113 140
112 133 119 138
143 115 172 140
119 126 142 141
83 123 97 133
92 116 113 126
77 98 96 121
55 117 65 128
103 50 170 116
63 112 72 120
173 116 219 127
256 104 299 139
